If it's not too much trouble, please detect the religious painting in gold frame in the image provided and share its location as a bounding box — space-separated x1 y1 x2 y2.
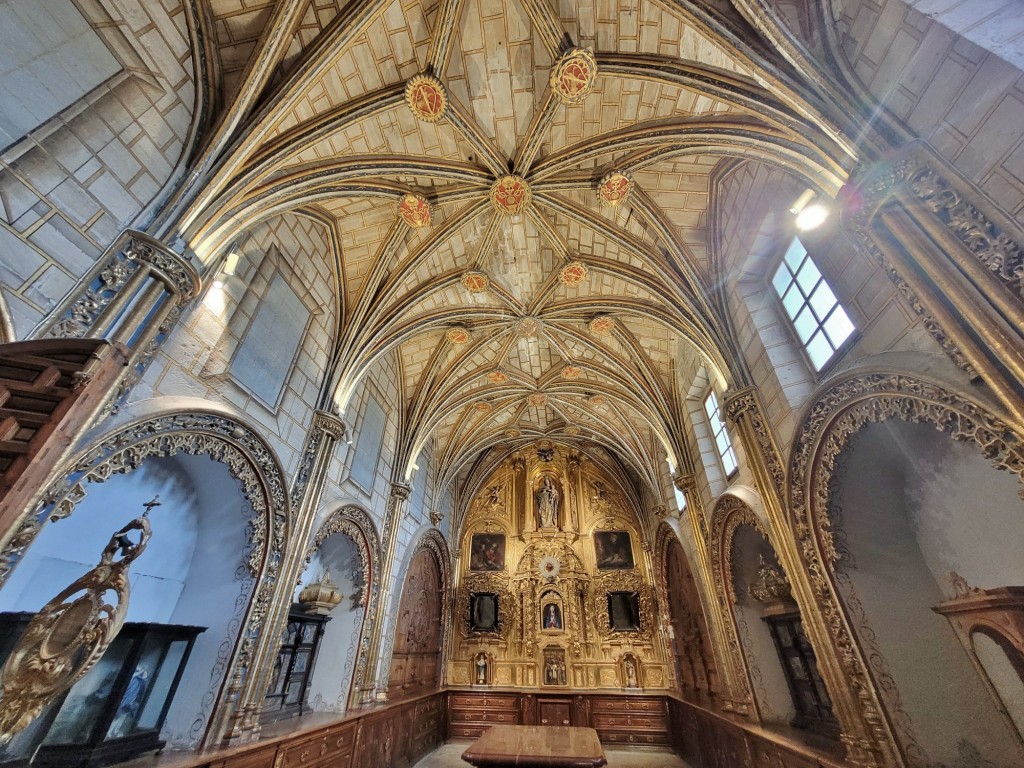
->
469 533 505 572
594 530 634 570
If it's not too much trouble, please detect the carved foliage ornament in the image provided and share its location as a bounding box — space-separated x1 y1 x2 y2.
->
789 372 1024 756
46 232 199 339
0 514 151 743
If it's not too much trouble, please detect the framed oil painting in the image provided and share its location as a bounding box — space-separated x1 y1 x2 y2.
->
470 592 499 632
469 533 506 572
594 530 634 570
607 591 640 632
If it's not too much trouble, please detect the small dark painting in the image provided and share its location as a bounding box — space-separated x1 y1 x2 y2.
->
469 533 506 571
470 592 499 632
594 531 634 570
607 591 640 632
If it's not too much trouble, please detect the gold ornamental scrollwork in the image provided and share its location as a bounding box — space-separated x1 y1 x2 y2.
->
458 573 515 641
592 569 654 643
0 513 152 743
789 371 1024 765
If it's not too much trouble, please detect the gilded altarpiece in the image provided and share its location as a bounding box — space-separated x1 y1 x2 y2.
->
448 445 671 691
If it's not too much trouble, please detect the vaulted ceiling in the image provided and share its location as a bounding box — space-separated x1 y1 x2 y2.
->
185 0 860 496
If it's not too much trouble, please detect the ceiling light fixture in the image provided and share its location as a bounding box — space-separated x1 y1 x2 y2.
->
790 188 829 231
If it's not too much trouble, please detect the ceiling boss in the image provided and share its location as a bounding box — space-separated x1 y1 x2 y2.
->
490 175 532 215
404 73 447 122
398 193 432 228
550 47 598 105
597 171 633 207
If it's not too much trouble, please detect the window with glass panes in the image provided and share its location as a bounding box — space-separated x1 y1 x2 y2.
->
703 390 738 476
772 238 855 370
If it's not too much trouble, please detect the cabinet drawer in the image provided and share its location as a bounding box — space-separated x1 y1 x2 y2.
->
450 708 519 724
599 730 670 746
449 724 489 739
449 694 518 709
591 697 667 715
283 735 332 768
592 712 667 730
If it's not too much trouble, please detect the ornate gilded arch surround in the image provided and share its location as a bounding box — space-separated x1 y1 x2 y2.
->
707 493 776 719
0 409 290 746
787 370 1024 766
306 505 382 709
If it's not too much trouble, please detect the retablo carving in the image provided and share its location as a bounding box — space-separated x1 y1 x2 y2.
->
0 502 155 744
597 171 633 206
550 47 598 105
398 193 431 227
405 73 447 122
490 175 532 215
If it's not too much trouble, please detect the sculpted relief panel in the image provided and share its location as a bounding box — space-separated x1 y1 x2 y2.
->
447 443 670 691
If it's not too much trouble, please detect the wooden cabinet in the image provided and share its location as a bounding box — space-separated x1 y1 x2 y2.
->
447 692 520 739
537 699 571 727
262 606 330 722
589 696 669 746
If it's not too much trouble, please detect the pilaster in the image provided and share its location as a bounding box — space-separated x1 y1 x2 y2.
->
218 410 346 743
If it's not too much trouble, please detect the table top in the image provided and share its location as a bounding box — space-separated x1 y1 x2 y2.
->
461 725 607 767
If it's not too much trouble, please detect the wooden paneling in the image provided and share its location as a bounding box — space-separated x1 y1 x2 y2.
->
667 697 846 768
388 548 443 701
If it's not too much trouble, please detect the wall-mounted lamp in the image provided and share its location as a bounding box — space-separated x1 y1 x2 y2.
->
790 188 829 231
212 251 241 289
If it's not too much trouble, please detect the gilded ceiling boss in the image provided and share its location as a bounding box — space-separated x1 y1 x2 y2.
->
0 2 1021 768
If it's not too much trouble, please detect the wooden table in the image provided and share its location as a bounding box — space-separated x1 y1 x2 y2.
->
461 725 607 767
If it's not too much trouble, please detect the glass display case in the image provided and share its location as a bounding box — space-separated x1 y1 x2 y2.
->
0 613 204 768
261 605 331 722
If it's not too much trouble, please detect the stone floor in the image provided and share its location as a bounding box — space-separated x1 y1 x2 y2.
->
412 742 690 767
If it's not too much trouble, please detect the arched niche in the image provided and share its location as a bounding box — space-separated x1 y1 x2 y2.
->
0 454 254 753
387 531 449 701
655 523 720 702
299 506 380 713
0 410 288 748
788 371 1024 767
710 497 794 724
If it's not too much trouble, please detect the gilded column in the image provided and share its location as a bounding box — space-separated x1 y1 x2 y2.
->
361 480 412 701
672 472 753 717
40 230 201 410
724 387 891 767
511 453 528 535
843 141 1024 433
215 410 346 743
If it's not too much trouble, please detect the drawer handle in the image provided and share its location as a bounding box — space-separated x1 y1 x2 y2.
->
299 749 310 763
541 719 548 724
562 720 569 725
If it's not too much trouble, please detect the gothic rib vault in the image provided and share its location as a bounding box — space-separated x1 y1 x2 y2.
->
174 0 859 507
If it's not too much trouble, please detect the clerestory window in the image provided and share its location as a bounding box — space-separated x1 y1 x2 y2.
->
771 238 855 371
703 390 737 477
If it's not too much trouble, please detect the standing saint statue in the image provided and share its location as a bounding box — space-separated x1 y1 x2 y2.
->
536 476 560 529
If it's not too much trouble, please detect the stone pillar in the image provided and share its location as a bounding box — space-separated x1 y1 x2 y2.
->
671 472 752 717
724 387 889 767
361 481 411 702
843 141 1024 433
216 410 346 743
39 230 201 409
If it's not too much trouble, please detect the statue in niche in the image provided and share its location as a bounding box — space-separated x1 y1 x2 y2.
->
475 652 488 685
536 476 560 529
543 653 566 686
624 656 639 688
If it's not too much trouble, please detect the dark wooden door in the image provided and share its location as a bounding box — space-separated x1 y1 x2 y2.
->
538 699 571 727
665 539 720 699
387 548 443 700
